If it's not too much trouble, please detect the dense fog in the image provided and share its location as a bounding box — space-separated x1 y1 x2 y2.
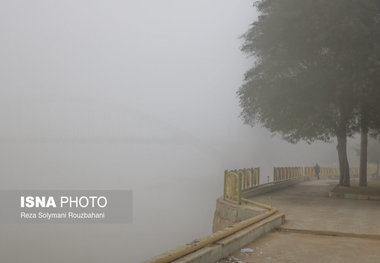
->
0 1 360 262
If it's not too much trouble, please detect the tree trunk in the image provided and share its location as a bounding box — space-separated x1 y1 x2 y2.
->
337 122 350 186
377 161 379 177
359 109 368 187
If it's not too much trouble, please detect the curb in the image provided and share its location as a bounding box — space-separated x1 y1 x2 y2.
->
277 227 380 241
172 212 285 263
328 185 380 200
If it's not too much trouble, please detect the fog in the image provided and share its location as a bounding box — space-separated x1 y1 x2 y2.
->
0 1 360 262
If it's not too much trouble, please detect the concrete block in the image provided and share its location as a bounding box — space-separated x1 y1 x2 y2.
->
344 194 357 199
173 244 222 263
213 198 265 232
358 195 369 200
216 213 284 259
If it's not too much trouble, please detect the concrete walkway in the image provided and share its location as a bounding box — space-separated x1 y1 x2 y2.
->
225 231 380 263
223 179 380 263
251 179 380 235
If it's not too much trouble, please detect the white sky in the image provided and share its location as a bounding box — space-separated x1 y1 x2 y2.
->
0 0 358 169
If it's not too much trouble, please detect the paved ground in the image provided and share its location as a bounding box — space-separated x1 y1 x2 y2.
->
221 179 380 263
252 179 380 235
224 231 380 263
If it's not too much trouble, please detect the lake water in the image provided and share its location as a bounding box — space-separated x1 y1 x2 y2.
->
0 142 259 263
0 128 345 263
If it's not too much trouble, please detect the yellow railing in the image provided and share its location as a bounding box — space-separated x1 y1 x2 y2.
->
241 168 260 191
224 165 361 205
305 167 359 177
273 167 303 182
350 168 359 177
224 168 260 205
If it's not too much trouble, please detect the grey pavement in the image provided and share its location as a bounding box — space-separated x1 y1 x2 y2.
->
227 231 380 263
224 179 380 263
250 179 380 235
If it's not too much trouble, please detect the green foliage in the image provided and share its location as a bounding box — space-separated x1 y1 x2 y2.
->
238 0 380 143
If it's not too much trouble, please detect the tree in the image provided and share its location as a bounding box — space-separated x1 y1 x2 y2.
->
369 138 380 178
356 137 380 179
349 3 380 186
238 0 380 186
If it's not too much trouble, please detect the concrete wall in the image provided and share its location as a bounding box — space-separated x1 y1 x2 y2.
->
212 197 266 232
173 212 285 263
213 176 309 232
